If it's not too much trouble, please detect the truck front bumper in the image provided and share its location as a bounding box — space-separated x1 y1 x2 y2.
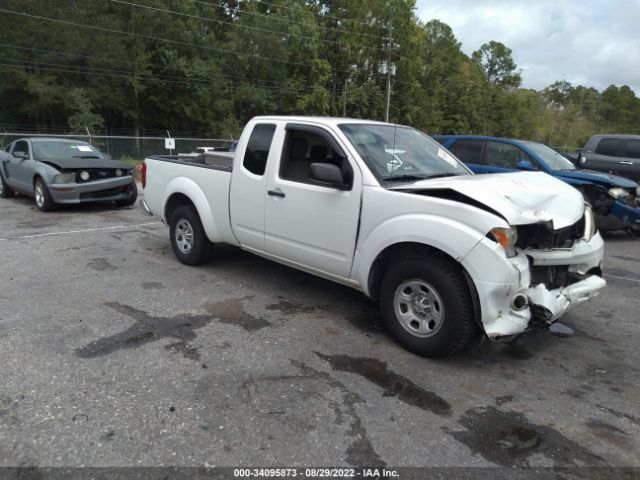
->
463 232 606 340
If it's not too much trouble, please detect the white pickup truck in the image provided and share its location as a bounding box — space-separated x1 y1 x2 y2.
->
141 116 606 357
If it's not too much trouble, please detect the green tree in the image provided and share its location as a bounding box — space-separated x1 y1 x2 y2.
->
471 41 521 89
68 88 104 134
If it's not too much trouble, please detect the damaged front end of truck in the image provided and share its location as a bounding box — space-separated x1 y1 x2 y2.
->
392 172 607 341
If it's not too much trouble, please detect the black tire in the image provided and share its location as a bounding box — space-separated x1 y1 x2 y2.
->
0 172 15 198
169 204 214 266
379 254 479 357
115 180 138 207
34 177 55 211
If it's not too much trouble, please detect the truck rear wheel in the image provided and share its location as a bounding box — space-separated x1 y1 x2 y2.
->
379 254 478 357
169 205 214 266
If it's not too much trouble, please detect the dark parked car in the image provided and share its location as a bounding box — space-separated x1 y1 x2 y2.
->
579 134 640 182
434 135 640 235
0 138 137 211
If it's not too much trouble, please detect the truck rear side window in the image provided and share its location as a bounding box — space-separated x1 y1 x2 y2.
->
623 139 640 159
451 140 483 164
243 124 276 176
595 138 620 157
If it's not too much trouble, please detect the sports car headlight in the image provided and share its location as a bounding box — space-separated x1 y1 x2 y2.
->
80 171 90 181
115 169 123 177
52 173 76 184
583 204 596 241
608 187 629 200
489 227 518 258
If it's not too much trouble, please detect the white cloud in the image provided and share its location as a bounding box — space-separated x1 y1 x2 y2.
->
415 0 640 93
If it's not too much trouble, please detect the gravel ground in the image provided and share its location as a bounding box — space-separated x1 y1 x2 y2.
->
0 189 639 477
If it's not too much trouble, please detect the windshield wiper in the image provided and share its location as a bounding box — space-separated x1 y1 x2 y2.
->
420 172 464 179
382 174 431 182
72 155 100 159
383 172 464 182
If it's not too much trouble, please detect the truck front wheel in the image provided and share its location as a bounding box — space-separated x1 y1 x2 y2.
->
379 255 479 357
169 205 214 266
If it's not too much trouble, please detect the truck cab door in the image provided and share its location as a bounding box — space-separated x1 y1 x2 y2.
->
583 138 623 175
482 140 537 174
620 139 640 181
263 124 361 279
229 123 278 251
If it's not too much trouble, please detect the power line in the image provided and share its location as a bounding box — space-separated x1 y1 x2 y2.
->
108 0 387 53
0 7 349 73
0 43 325 92
250 0 387 30
189 0 387 41
0 59 322 95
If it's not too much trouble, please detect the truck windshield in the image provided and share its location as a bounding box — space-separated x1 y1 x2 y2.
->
33 141 102 159
339 124 469 182
522 141 576 171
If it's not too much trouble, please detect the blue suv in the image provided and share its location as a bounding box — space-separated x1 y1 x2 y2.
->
434 135 640 235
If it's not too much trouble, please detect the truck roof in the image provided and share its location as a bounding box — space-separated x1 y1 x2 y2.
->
251 116 393 127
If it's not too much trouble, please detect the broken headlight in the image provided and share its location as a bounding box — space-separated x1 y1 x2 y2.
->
52 173 76 184
583 204 596 241
608 187 629 200
489 227 518 258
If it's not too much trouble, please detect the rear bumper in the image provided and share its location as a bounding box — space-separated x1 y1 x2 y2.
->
48 176 134 204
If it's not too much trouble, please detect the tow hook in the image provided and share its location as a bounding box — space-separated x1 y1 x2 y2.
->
511 294 529 311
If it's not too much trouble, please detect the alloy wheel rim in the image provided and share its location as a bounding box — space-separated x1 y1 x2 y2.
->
35 183 44 207
175 219 194 254
393 279 445 338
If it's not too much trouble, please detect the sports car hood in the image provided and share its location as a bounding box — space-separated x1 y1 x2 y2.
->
389 171 584 229
553 169 637 188
37 156 130 171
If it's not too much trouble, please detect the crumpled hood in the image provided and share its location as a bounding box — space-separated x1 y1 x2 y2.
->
38 156 131 171
553 168 637 188
389 171 585 228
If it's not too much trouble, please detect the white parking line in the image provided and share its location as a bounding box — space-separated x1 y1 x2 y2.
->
0 222 162 242
606 274 640 284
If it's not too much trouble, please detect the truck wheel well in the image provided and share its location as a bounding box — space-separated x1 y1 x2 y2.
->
367 242 481 326
165 193 194 224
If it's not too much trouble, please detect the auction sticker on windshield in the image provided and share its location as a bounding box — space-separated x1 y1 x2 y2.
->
438 147 458 168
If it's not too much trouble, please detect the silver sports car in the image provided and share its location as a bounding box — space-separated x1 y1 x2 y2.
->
0 137 137 211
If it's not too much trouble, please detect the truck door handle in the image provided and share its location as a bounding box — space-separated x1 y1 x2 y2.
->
268 189 285 198
619 161 633 165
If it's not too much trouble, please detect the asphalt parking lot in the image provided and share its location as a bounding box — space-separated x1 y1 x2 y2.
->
1 189 639 475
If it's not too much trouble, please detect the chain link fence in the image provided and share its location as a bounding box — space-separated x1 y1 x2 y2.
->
0 130 233 161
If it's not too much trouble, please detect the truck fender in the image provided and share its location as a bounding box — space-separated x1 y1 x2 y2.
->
352 214 499 297
163 177 220 243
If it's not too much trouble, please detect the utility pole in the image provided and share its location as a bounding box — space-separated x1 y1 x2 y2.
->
384 21 393 123
343 77 348 117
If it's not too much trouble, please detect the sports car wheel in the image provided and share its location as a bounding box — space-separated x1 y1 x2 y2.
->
34 178 55 211
0 173 15 198
115 180 138 207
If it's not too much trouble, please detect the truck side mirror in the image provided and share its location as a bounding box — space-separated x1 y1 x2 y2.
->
310 162 349 190
12 151 28 160
517 159 535 171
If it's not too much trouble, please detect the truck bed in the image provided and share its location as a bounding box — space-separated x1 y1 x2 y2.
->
147 152 234 172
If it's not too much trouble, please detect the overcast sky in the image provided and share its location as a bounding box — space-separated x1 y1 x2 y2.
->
415 0 640 93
